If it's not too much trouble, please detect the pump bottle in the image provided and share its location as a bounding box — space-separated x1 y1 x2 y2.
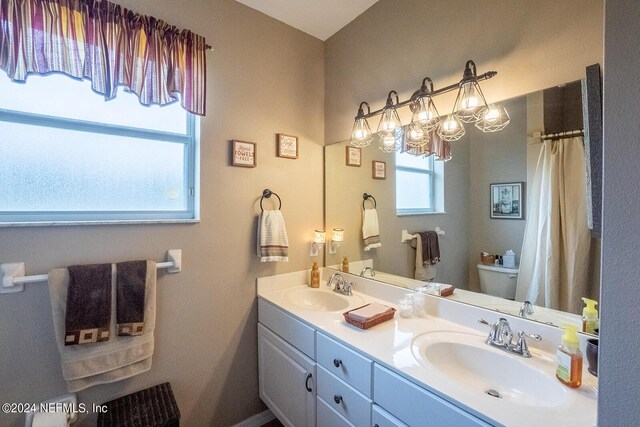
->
581 297 599 334
556 325 583 388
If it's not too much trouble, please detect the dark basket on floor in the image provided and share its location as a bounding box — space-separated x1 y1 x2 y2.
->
97 382 180 427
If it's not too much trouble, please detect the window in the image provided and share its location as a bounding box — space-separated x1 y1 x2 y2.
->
0 73 199 225
395 150 444 215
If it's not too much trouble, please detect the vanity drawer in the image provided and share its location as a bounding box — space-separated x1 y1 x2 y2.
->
371 405 408 427
373 365 492 427
317 396 355 427
317 365 371 427
258 298 315 358
317 332 372 396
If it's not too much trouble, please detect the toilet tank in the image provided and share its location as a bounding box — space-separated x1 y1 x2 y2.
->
477 264 519 300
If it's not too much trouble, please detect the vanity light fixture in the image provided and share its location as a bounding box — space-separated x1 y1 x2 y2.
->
328 228 344 254
310 229 326 257
349 60 508 153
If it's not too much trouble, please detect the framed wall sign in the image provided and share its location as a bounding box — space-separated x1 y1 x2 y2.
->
231 140 257 167
490 182 525 219
277 133 299 159
345 146 361 166
372 160 386 180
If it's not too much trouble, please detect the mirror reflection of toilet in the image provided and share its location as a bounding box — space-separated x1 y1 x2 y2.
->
477 264 519 300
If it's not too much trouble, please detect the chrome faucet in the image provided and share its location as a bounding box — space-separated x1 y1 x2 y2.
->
359 266 376 277
326 272 354 296
519 301 534 318
479 317 542 358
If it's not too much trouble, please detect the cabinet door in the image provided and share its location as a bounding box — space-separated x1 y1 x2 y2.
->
258 323 316 427
371 405 408 427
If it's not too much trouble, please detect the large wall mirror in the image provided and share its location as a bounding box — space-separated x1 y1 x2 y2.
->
324 76 602 336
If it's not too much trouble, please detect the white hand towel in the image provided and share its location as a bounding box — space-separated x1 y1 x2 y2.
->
348 303 394 323
362 208 381 251
48 261 156 392
414 234 437 283
257 210 289 262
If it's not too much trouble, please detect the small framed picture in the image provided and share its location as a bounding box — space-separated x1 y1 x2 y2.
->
490 182 525 219
372 161 386 180
345 146 361 166
277 133 299 159
231 140 256 168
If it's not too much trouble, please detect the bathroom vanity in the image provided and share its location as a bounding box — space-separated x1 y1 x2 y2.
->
257 270 597 427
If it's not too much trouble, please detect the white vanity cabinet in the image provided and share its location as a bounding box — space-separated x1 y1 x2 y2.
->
258 299 317 427
258 297 492 427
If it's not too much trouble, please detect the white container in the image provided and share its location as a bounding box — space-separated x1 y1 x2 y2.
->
503 250 516 268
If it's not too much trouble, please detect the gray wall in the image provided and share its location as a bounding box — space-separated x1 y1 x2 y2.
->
325 139 470 287
467 96 528 292
0 1 325 426
599 0 640 423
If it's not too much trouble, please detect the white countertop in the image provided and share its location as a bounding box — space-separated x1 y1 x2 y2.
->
257 269 598 427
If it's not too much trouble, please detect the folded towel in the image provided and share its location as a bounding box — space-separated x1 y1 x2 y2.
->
116 260 147 336
348 302 394 323
65 264 112 346
418 231 440 265
362 208 381 251
414 234 437 282
48 261 156 392
257 210 289 262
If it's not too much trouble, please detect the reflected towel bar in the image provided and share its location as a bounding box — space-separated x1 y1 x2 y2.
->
0 249 182 294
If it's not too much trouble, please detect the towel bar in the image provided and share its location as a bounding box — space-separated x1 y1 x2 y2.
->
0 249 182 294
401 228 445 243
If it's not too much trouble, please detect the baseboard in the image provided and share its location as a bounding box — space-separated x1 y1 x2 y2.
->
232 409 275 427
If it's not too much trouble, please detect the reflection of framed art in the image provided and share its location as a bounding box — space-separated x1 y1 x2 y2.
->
231 140 256 168
372 161 386 180
276 133 299 159
346 146 361 166
490 182 524 219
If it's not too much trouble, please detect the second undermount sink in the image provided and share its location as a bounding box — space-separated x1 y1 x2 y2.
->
411 331 568 408
285 288 363 312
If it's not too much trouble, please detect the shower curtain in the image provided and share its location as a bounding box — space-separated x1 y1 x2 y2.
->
515 137 592 313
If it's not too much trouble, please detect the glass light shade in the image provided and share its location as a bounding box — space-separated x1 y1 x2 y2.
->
378 132 401 153
411 97 440 132
437 114 466 141
350 117 373 148
406 121 429 148
313 229 326 244
332 228 344 242
475 104 511 132
456 81 487 123
377 106 403 136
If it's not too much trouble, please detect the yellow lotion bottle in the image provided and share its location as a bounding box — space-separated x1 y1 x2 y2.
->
556 325 583 388
310 262 320 288
581 297 599 334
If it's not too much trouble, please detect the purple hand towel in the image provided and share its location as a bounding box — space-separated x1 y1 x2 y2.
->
65 263 112 346
116 260 147 336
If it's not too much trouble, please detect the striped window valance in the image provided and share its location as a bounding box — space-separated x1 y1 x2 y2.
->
0 0 208 115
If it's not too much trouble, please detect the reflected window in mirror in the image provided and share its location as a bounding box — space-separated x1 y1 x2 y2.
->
395 151 444 215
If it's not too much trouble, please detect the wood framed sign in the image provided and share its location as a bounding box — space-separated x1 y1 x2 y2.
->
346 146 362 166
277 133 299 159
231 140 257 167
372 160 386 179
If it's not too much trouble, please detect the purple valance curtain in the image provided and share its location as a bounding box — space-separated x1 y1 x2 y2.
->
402 131 452 161
0 0 208 115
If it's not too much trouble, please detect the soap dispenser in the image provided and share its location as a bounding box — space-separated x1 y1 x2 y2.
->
556 325 582 388
581 298 599 334
342 257 349 273
310 262 320 288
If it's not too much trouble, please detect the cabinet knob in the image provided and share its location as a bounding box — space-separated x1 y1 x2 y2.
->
333 358 342 368
333 394 343 404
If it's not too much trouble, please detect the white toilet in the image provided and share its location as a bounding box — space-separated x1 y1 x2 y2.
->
477 264 519 300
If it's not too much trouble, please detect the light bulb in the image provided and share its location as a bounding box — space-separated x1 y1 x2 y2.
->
482 106 500 122
437 114 466 141
350 117 373 147
377 106 403 138
443 116 458 131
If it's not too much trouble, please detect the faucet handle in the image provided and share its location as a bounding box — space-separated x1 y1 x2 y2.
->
516 330 542 358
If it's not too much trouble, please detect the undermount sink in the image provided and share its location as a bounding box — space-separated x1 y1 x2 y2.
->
411 331 568 408
285 288 363 312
